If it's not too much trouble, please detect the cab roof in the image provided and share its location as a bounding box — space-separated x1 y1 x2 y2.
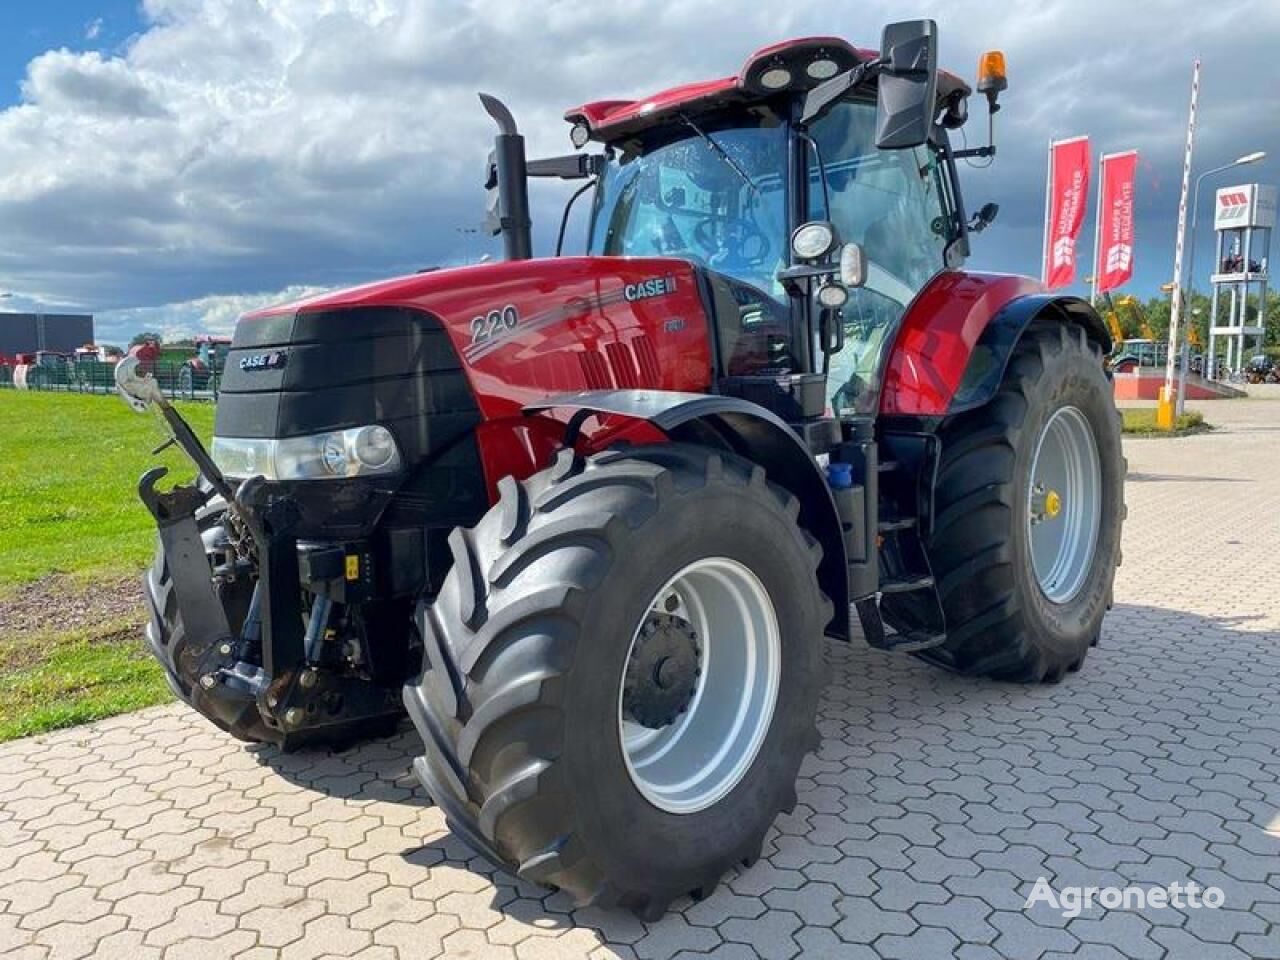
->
564 36 971 142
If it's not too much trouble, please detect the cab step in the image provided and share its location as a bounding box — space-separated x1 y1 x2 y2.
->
854 598 946 652
879 574 935 594
877 517 917 533
876 630 947 653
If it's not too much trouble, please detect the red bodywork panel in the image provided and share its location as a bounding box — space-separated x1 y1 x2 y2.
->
880 271 1044 417
247 257 712 497
564 36 968 142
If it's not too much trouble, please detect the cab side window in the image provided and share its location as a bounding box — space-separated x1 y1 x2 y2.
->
807 99 952 411
808 99 949 302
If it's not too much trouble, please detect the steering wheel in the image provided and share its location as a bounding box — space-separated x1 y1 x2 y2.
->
693 217 770 267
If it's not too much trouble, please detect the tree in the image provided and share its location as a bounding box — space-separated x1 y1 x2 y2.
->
129 331 162 347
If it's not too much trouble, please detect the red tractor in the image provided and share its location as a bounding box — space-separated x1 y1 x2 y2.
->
128 336 162 372
117 20 1124 918
177 335 232 395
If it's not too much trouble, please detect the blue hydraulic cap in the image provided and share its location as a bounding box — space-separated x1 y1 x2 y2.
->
826 462 854 490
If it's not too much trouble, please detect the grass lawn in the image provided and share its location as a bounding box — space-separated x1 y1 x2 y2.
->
0 390 214 741
1120 408 1211 437
0 391 213 589
0 614 174 741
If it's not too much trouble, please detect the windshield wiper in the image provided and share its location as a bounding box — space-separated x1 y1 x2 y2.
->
677 114 759 198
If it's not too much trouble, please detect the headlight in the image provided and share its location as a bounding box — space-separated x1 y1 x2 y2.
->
212 425 403 481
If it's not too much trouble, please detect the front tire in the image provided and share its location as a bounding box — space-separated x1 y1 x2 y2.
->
884 321 1125 682
404 444 827 918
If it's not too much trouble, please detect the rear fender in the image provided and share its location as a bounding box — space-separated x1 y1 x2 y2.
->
524 390 851 640
948 294 1111 414
880 272 1043 417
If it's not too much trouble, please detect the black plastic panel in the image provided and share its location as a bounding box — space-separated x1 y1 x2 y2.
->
216 306 487 563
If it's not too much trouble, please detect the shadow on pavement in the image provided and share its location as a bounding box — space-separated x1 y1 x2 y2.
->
244 601 1279 948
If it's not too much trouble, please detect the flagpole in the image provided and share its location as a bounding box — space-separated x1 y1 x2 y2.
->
1091 153 1106 306
1163 59 1201 424
1042 139 1054 285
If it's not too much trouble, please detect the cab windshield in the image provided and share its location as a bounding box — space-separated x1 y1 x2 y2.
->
588 109 789 303
587 99 951 414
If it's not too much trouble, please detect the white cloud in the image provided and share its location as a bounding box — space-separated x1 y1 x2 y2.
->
85 18 104 42
0 0 1277 342
95 284 329 345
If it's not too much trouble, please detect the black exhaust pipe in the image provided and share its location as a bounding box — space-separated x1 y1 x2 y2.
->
480 93 533 261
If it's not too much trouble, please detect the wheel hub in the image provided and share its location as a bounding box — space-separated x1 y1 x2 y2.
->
623 613 701 729
1030 485 1064 524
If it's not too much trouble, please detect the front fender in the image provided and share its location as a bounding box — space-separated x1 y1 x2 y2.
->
525 390 851 640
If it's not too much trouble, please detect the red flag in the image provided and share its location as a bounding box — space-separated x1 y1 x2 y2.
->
1095 151 1138 293
1042 137 1091 289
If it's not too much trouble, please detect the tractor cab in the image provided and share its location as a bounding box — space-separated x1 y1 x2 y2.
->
496 24 1005 417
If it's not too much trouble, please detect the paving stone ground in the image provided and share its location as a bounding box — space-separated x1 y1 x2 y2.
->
3 399 1279 960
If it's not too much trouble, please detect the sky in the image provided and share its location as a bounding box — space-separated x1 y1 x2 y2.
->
0 0 1277 346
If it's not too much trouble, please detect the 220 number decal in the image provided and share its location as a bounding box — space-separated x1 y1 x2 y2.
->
470 305 519 345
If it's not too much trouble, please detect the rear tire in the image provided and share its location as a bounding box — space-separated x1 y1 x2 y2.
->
404 444 827 918
884 321 1125 682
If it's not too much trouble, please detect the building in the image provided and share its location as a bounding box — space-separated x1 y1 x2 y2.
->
0 312 94 357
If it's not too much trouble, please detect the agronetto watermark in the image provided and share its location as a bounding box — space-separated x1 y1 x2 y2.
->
1025 877 1225 918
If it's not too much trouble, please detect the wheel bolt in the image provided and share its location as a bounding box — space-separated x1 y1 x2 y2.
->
284 707 304 727
200 674 216 689
300 669 317 689
218 643 232 656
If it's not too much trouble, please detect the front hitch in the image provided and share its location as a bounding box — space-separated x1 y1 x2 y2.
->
121 356 402 748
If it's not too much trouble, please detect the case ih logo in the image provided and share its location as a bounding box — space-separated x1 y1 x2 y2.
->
1218 191 1249 221
239 350 287 372
624 275 678 302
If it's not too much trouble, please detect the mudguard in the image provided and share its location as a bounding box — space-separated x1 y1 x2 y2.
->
880 272 1042 417
948 294 1111 415
525 390 851 640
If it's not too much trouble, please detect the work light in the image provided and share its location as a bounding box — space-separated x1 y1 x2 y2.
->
791 221 838 260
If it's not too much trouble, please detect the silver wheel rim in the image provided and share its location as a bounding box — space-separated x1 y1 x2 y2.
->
619 557 781 814
1028 405 1102 603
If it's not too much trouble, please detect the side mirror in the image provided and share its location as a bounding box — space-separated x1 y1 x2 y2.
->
969 202 999 233
875 20 939 149
839 242 866 288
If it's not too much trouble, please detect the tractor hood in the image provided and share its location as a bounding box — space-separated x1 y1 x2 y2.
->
246 256 695 323
236 256 715 422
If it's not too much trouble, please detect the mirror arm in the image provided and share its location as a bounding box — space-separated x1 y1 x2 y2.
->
778 262 838 296
951 100 998 159
527 154 605 180
800 58 882 127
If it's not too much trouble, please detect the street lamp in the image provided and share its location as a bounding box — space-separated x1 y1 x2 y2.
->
1185 150 1267 306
